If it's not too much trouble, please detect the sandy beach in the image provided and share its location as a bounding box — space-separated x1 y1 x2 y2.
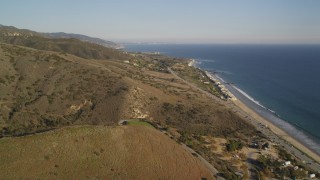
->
203 70 320 169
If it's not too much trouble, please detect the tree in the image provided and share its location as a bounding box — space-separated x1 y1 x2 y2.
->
257 154 272 169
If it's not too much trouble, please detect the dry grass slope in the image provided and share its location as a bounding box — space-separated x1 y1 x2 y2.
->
0 43 129 135
0 125 214 180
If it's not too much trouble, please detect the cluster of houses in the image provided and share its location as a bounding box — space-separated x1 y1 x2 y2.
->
204 71 237 101
282 160 316 178
247 137 318 179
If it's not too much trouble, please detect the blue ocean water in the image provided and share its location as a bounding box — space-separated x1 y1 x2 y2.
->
124 44 320 152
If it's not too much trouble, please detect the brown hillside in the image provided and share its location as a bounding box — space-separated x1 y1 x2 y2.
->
0 125 214 179
2 36 128 60
0 26 127 60
0 43 128 135
0 43 254 139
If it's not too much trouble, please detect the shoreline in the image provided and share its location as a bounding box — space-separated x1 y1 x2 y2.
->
229 84 320 155
193 61 320 165
233 94 320 161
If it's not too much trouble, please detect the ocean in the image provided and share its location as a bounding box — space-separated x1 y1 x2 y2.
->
124 44 320 154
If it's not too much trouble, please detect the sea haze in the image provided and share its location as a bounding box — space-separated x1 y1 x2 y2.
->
125 44 320 152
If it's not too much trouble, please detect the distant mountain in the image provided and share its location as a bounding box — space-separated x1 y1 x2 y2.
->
0 25 127 60
42 32 122 49
0 24 40 37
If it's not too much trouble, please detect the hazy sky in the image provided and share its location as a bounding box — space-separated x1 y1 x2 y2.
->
1 0 320 43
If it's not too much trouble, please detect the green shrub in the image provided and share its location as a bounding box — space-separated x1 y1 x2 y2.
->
226 139 243 151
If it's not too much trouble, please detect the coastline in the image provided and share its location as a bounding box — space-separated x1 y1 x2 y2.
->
193 61 320 165
233 94 320 162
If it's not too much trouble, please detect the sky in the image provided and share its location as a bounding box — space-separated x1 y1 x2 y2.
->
1 0 320 44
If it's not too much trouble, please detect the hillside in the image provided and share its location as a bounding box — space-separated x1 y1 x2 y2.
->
0 43 254 138
0 125 214 179
42 32 121 49
0 25 127 60
0 35 259 178
0 43 132 135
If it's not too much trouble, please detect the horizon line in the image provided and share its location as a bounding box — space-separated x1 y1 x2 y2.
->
118 42 320 45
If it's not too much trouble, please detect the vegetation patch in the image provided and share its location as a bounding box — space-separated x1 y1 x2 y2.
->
127 120 154 128
226 139 243 152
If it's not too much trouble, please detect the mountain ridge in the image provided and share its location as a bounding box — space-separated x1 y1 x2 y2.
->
42 32 121 49
0 25 127 60
0 24 120 48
